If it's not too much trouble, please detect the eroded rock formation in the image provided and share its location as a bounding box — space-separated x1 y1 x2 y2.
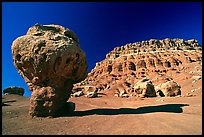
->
155 80 181 97
11 24 88 117
3 86 24 96
73 38 202 98
133 78 156 98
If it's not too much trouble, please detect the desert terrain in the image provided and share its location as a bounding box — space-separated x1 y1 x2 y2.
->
2 73 202 135
2 37 202 135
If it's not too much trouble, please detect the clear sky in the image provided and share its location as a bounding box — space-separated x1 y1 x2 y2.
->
2 2 202 97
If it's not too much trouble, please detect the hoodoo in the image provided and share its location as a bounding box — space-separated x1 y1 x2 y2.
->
11 24 88 117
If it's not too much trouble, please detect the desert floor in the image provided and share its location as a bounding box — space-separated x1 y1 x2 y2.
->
2 77 202 135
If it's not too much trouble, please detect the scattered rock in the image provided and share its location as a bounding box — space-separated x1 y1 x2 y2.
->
191 89 195 92
130 93 137 97
185 92 195 97
85 91 98 98
192 76 202 81
175 95 181 97
72 91 84 97
84 86 97 94
114 94 119 97
119 91 129 98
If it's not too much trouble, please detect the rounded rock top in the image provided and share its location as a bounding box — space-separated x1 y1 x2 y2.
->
26 24 79 43
11 24 88 90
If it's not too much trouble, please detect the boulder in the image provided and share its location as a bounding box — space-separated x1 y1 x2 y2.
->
84 86 97 94
71 91 84 97
85 91 98 98
11 24 88 117
119 91 129 98
3 86 24 96
155 80 181 97
133 78 156 97
72 87 84 93
192 76 201 81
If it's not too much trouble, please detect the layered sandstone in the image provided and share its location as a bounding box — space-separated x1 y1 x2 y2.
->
73 38 202 98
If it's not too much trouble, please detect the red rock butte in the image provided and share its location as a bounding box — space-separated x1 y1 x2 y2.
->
73 38 202 98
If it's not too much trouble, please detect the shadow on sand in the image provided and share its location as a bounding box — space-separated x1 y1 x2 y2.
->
2 100 16 106
56 103 189 117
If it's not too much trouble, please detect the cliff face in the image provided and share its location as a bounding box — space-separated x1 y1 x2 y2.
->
73 38 202 97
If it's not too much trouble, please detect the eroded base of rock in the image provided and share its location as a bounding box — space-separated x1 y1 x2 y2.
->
29 86 72 117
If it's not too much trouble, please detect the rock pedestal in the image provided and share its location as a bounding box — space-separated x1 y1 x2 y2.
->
11 24 88 117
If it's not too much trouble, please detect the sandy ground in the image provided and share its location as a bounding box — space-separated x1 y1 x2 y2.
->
2 61 202 135
2 79 202 135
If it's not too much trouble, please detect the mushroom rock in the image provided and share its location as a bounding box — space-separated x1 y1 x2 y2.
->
11 24 88 117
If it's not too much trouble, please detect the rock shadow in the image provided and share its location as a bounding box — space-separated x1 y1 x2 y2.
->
2 100 16 106
57 103 189 117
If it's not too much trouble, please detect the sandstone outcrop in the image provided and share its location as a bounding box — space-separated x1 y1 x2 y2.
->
3 86 24 96
11 24 88 117
73 38 202 98
71 91 84 97
133 78 156 98
155 80 181 97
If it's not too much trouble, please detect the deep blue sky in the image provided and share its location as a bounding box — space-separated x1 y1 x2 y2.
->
2 2 202 97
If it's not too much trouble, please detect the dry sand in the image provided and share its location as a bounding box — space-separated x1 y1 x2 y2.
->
2 78 202 135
